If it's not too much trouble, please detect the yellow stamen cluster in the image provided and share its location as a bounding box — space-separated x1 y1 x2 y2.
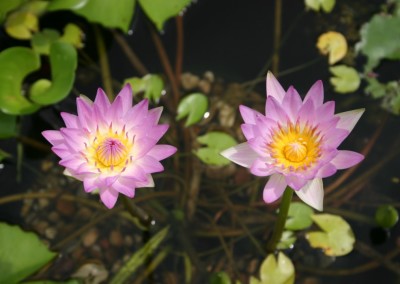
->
268 122 321 171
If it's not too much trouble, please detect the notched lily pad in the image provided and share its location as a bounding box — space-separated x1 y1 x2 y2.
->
305 0 335 13
285 202 314 231
5 11 38 39
124 74 164 103
195 132 237 166
176 93 208 126
317 31 347 64
306 214 355 256
329 65 360 93
59 23 85 49
250 252 295 284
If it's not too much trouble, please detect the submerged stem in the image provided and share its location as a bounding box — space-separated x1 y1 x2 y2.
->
266 187 293 252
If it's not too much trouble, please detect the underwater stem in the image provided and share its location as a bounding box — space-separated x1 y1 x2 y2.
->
272 0 282 75
266 187 293 252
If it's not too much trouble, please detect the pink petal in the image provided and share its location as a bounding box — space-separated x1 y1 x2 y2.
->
59 157 85 171
113 180 135 198
281 86 302 122
265 96 289 122
122 164 148 182
147 144 177 161
241 124 259 140
331 150 364 170
133 137 157 158
60 128 86 150
116 84 133 115
239 105 263 124
146 107 163 125
297 98 316 124
263 174 287 203
76 96 95 130
108 95 124 122
316 163 337 178
324 128 349 148
135 175 155 188
42 130 63 145
304 80 324 107
125 99 149 126
220 142 259 168
94 88 111 113
335 108 365 132
295 178 324 211
99 188 119 209
137 155 164 173
247 136 269 157
60 112 79 128
285 174 308 191
83 176 99 193
315 101 335 123
266 71 285 103
250 158 275 176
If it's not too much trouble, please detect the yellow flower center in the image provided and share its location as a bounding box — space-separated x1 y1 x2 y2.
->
84 124 133 173
268 122 321 171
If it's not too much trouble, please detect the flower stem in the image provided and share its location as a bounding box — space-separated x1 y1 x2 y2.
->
266 187 293 252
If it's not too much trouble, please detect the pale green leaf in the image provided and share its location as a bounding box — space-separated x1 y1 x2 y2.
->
195 132 237 166
305 0 335 13
138 0 191 31
356 14 400 70
306 214 355 256
5 11 38 39
285 202 314 231
110 226 169 284
0 222 57 284
0 47 41 115
31 29 60 55
276 231 297 250
47 0 136 33
375 205 399 229
0 112 17 139
0 0 25 23
30 42 77 105
364 77 386 98
210 272 231 284
258 252 295 284
329 65 360 93
176 93 208 126
19 1 49 16
59 23 84 48
124 74 164 103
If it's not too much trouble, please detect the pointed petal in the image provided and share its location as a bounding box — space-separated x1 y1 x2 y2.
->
263 174 287 203
99 188 119 209
335 108 365 132
282 86 302 122
42 130 63 145
220 143 259 168
295 178 324 211
239 105 263 125
285 175 308 191
60 112 79 128
266 71 285 103
304 80 324 107
316 163 337 178
83 176 99 193
147 144 177 161
265 96 289 122
94 88 111 113
147 107 163 125
113 180 135 198
331 150 364 170
136 175 154 188
297 98 316 124
250 158 275 176
324 128 349 148
137 155 164 173
116 84 133 114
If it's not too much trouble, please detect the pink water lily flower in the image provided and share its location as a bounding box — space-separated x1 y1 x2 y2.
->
43 85 176 209
221 72 364 211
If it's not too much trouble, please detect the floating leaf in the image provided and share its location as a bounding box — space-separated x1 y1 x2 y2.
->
317 31 347 64
0 222 57 284
47 0 136 33
285 202 314 231
306 214 355 256
210 272 232 284
124 74 164 103
5 11 38 39
329 65 360 93
305 0 335 13
364 77 386 99
176 93 208 126
59 23 84 49
356 14 400 70
138 0 191 31
110 226 169 284
276 231 297 250
0 0 24 23
0 47 41 115
19 0 49 16
30 42 77 105
31 29 60 55
375 205 399 229
251 252 295 284
0 112 17 139
195 132 237 166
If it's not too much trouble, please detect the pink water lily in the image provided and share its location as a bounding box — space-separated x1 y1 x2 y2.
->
43 85 177 209
221 72 364 210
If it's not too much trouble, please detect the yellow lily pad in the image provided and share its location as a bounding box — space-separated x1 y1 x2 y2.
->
5 11 38 40
316 31 347 64
306 214 355 256
250 252 295 284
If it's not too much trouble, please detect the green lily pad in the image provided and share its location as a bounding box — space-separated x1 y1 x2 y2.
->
210 272 232 284
124 74 164 103
356 13 400 70
305 0 335 13
0 47 41 115
0 0 24 23
0 112 17 138
47 0 136 33
5 11 38 39
329 65 360 93
306 214 355 256
276 231 297 250
30 41 77 105
176 93 208 126
31 29 60 55
285 202 314 231
375 205 399 229
250 252 295 284
138 0 191 31
0 222 57 284
19 0 49 16
59 23 84 49
195 132 237 166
